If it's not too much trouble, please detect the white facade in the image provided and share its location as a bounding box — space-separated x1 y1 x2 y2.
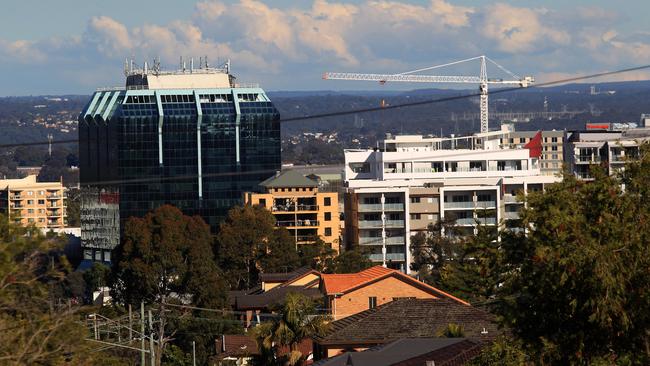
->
344 133 560 272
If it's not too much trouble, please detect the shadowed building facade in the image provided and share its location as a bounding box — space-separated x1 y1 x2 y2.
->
79 62 281 263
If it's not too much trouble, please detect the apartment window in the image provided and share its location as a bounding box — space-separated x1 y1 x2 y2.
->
27 191 33 196
410 213 421 220
385 197 401 204
369 297 377 309
83 250 93 260
410 197 420 203
509 138 514 144
363 197 380 204
388 213 401 220
325 212 332 221
325 227 332 236
28 218 34 223
27 209 34 214
552 146 558 151
544 137 548 143
104 251 111 262
552 137 558 143
427 214 438 221
38 199 45 204
258 198 266 207
39 190 44 195
324 197 332 206
519 138 526 143
38 218 44 223
552 154 558 160
27 200 33 204
94 251 102 261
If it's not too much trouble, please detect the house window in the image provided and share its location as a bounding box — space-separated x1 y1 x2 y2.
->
325 212 332 221
324 197 332 206
369 297 377 309
325 227 332 236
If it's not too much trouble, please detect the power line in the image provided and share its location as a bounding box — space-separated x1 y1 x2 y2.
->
0 63 647 152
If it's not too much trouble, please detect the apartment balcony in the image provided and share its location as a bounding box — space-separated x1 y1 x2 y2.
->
503 195 521 204
444 201 474 209
385 220 404 228
359 203 382 212
477 218 497 225
456 218 476 226
383 203 404 211
358 220 384 228
276 220 319 228
576 155 600 164
503 212 520 220
368 253 406 262
360 236 405 245
295 235 317 243
10 196 22 200
358 203 404 212
359 237 382 245
272 204 319 212
575 172 593 180
47 195 63 200
475 201 497 209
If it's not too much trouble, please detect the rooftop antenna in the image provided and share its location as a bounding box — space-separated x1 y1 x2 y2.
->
143 60 148 74
205 55 209 68
226 59 231 74
190 58 194 73
123 58 129 76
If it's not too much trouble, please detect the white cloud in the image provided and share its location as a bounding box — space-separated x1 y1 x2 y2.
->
0 0 649 94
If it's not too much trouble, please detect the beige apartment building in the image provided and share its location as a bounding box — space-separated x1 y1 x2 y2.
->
499 129 565 176
0 175 66 229
244 170 341 253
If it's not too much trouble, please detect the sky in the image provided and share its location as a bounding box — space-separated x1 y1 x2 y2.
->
1 0 650 96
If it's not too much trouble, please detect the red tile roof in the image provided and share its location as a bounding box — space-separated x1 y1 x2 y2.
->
320 265 469 305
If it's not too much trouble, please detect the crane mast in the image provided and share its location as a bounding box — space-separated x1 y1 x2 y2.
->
323 55 534 133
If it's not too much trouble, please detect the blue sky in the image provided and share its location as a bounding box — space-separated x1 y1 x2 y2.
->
1 0 650 95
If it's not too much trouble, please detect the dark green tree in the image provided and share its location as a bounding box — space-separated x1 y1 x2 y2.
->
216 205 300 290
0 215 105 364
409 218 463 287
110 205 229 365
297 237 337 272
493 151 650 364
329 247 373 274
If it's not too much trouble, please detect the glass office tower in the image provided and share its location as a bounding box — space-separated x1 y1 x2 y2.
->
79 64 281 262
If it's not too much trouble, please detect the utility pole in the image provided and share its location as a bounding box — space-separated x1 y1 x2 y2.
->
149 310 155 366
141 302 145 366
192 341 196 366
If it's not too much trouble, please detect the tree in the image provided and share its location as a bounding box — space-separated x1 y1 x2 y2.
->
493 151 650 364
409 218 463 288
0 215 101 364
65 187 81 227
110 205 229 365
216 205 300 290
251 293 330 366
297 237 337 272
329 247 373 274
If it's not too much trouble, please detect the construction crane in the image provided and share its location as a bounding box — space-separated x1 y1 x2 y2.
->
323 55 534 133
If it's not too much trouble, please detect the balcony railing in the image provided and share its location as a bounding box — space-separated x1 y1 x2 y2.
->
385 220 404 228
295 236 316 243
369 253 406 261
359 203 382 212
475 201 497 209
444 201 474 209
503 195 520 204
503 212 520 220
272 204 319 212
384 203 404 211
577 155 600 163
359 220 384 228
276 220 319 227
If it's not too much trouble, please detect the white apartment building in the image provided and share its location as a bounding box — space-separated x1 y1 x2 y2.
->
344 131 560 273
565 128 650 180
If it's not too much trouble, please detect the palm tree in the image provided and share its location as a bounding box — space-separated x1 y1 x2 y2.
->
252 293 330 366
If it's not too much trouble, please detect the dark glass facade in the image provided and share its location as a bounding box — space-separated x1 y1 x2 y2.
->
79 87 281 246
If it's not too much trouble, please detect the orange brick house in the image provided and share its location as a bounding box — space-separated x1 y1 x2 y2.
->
320 266 468 320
